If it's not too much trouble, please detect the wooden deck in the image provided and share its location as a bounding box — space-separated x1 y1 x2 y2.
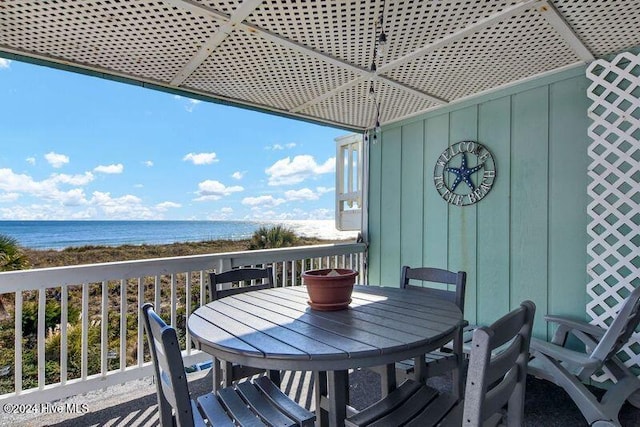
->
9 370 640 427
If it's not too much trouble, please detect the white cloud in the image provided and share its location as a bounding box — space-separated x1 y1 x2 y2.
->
94 164 124 174
156 201 181 211
89 191 155 219
285 188 319 201
50 172 94 186
183 152 219 165
245 209 279 220
0 168 91 202
265 143 297 151
0 168 46 194
174 95 202 112
317 186 334 194
0 58 10 69
45 152 69 168
231 171 245 180
26 157 36 165
266 155 335 186
0 204 53 220
0 192 20 202
242 195 286 207
59 188 87 206
207 206 234 220
186 99 201 112
0 168 177 220
194 180 243 201
143 160 153 167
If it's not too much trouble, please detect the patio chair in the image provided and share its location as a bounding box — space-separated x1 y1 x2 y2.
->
208 267 281 391
375 266 467 398
141 303 315 427
346 300 536 427
528 285 640 427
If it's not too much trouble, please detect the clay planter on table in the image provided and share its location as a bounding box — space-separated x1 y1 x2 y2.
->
302 268 358 311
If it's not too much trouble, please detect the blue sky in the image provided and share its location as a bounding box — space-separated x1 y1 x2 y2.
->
0 57 349 221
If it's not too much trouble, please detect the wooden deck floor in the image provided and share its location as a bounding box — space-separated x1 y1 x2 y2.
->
9 369 640 427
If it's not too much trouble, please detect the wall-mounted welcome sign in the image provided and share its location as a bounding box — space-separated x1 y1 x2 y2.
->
433 141 496 206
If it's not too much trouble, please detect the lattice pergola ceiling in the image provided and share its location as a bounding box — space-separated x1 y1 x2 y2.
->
2 0 640 131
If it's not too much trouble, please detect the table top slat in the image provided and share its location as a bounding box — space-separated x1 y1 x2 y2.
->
199 305 308 359
275 289 445 336
222 296 379 358
214 299 349 360
241 291 418 351
347 301 457 333
189 313 263 356
350 287 461 318
238 294 408 353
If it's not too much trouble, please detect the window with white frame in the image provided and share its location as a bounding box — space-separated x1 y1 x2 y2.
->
335 133 363 231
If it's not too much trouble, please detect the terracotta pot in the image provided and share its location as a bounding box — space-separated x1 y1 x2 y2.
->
302 268 358 311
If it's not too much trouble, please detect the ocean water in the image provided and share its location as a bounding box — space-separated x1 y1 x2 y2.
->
0 220 358 250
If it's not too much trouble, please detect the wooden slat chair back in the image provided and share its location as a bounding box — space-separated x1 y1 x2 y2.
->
207 267 280 391
529 285 640 426
463 300 536 426
141 303 197 426
345 300 536 427
208 266 274 301
591 287 640 368
401 266 467 309
141 303 315 427
386 266 467 398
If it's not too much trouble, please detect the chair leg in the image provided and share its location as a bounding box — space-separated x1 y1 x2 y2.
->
212 358 222 392
327 370 349 427
379 364 397 398
413 355 427 383
314 371 328 427
534 352 613 425
222 360 234 388
452 326 464 400
269 369 281 387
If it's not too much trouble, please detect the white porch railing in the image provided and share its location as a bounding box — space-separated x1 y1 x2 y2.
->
0 243 366 405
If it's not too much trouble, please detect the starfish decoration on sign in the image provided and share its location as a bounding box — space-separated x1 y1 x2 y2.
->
446 153 483 191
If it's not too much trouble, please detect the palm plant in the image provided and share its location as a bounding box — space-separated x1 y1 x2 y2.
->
0 234 29 319
248 225 298 250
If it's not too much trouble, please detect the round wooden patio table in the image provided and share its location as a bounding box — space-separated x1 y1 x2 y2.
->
188 285 463 427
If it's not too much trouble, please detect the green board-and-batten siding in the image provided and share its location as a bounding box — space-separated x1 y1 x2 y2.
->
367 67 590 339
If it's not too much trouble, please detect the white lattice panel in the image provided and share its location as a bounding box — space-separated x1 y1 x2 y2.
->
586 50 640 381
300 79 437 130
386 7 579 102
0 0 221 83
241 0 518 69
555 0 640 57
183 29 358 111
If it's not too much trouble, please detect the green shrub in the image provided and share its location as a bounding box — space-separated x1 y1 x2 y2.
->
249 225 298 250
21 299 80 337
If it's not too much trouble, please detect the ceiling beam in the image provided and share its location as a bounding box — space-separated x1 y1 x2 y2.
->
168 0 264 86
290 74 446 114
162 0 229 21
537 1 594 62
